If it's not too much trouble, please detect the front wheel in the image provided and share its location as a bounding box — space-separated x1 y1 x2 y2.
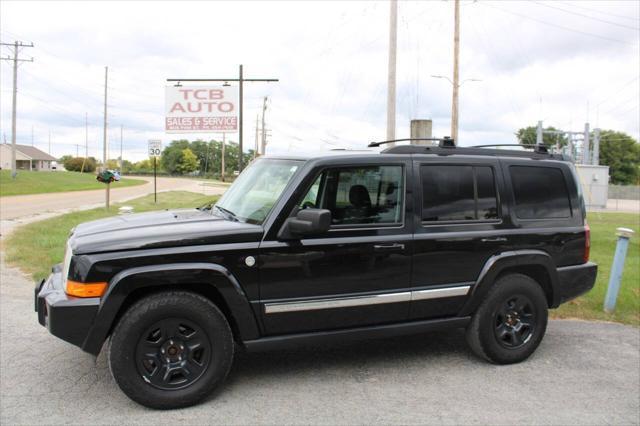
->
466 273 548 364
107 291 234 409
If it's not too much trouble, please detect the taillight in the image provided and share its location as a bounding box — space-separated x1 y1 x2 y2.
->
583 223 591 263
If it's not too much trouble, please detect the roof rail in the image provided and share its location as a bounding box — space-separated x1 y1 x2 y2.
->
471 143 549 154
368 137 455 148
381 144 568 160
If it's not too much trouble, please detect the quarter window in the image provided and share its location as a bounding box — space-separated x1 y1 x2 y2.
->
421 165 499 222
510 166 571 219
300 165 404 226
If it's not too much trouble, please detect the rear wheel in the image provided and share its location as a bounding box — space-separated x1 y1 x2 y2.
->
108 291 233 409
466 273 548 364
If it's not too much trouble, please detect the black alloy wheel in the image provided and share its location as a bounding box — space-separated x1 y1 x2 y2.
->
493 295 536 349
136 318 212 390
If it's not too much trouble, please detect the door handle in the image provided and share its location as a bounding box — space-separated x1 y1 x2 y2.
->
374 243 405 252
481 237 507 243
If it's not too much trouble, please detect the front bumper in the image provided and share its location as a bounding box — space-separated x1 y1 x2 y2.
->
35 266 100 350
556 261 598 305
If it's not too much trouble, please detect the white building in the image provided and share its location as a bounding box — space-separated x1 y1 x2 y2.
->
0 143 57 171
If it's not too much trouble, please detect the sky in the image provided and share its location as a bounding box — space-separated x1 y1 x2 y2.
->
1 0 639 162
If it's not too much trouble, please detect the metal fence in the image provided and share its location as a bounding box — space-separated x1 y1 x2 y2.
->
609 185 640 201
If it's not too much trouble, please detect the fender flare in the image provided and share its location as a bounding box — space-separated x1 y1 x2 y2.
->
459 250 560 316
81 263 260 355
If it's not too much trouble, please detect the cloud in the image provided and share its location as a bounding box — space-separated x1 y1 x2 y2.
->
1 0 638 161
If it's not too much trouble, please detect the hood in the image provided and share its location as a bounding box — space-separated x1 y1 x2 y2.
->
69 208 263 254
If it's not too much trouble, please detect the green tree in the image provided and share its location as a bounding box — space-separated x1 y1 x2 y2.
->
160 140 190 174
516 125 568 148
176 148 199 174
598 130 639 185
59 155 73 165
189 140 211 174
105 159 120 169
63 157 96 172
121 160 133 173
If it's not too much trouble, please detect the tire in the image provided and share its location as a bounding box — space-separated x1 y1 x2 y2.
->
107 291 234 409
466 273 548 364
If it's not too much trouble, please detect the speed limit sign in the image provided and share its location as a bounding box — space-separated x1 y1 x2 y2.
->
148 140 162 157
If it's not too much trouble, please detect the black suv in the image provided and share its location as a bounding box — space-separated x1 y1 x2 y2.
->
35 142 597 409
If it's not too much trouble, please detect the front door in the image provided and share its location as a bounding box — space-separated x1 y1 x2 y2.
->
258 160 413 335
409 157 506 320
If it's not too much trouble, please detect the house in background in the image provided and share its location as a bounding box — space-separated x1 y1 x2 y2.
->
0 143 58 171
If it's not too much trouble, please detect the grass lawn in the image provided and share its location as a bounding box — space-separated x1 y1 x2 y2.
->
5 191 219 281
5 201 639 325
552 212 639 326
0 170 146 196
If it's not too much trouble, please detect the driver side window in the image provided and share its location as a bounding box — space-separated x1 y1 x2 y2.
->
300 165 404 226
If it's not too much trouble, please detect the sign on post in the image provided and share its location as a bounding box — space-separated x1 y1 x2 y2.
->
148 139 162 203
148 139 162 157
165 86 238 133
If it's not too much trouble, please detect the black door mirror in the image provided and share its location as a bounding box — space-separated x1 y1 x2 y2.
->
278 208 331 239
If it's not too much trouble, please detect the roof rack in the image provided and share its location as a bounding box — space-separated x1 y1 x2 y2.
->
381 143 568 160
471 144 549 154
368 137 455 148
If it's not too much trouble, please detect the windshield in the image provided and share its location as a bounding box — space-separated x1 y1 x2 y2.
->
214 158 301 224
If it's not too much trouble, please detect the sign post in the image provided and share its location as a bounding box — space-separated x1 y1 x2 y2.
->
148 139 162 204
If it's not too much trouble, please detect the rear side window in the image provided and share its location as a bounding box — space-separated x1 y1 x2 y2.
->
510 166 571 219
421 165 499 222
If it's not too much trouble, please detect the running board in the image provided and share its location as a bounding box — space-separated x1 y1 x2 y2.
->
243 316 470 352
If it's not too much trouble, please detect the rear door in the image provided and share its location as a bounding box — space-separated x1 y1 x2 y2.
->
410 156 507 320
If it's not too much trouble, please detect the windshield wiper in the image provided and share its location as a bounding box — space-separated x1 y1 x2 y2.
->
214 205 239 222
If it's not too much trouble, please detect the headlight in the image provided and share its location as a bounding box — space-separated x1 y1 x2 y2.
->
62 239 73 281
62 238 108 298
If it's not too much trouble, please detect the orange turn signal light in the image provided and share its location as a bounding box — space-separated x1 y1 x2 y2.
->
65 280 108 298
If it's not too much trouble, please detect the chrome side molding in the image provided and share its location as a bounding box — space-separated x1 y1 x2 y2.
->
411 285 470 301
264 284 471 314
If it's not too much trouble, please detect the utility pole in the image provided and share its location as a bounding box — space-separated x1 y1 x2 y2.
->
76 144 79 157
103 66 109 209
592 128 600 165
85 112 88 157
1 40 34 178
254 114 259 159
103 66 108 168
261 96 268 155
221 133 226 183
167 65 278 172
583 122 590 165
81 112 88 173
120 124 123 170
451 0 461 143
386 0 398 144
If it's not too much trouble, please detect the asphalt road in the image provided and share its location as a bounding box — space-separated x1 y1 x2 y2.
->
0 176 223 221
1 254 638 425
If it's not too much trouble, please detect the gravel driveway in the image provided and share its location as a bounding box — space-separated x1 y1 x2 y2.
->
1 256 638 425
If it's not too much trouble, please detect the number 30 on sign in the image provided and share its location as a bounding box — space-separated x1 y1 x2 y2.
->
148 140 162 157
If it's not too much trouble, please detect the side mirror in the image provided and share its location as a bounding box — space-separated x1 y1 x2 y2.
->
278 208 331 240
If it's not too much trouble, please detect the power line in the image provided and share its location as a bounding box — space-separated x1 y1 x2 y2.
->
557 1 640 22
482 2 637 45
532 1 639 31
